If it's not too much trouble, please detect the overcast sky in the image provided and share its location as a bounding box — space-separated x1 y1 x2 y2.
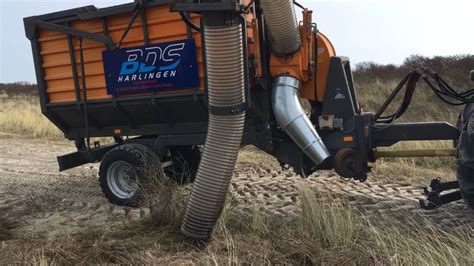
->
0 0 472 83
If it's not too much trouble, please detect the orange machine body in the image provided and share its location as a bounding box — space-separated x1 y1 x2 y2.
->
37 3 330 104
269 9 336 102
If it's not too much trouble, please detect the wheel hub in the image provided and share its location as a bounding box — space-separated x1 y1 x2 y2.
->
106 161 138 199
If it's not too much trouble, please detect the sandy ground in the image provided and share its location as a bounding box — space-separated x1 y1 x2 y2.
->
0 132 473 246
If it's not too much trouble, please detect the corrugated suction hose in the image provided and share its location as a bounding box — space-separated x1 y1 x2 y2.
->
181 24 246 240
260 0 301 56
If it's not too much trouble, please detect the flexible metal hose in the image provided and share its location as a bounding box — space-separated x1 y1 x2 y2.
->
260 0 301 56
181 24 246 240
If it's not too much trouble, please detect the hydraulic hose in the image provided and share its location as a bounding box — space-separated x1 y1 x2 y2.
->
181 19 246 240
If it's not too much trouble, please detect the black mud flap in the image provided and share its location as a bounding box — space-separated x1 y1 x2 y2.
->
457 104 474 209
57 143 119 171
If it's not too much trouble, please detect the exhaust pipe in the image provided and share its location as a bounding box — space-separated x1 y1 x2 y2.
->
272 76 331 165
181 14 246 240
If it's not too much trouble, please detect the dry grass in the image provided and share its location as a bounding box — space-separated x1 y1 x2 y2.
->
366 218 474 265
0 217 15 241
298 189 359 250
373 140 457 185
3 187 472 265
135 157 191 230
0 94 61 138
355 77 462 184
356 79 462 124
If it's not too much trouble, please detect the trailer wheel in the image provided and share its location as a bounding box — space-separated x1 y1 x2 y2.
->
99 144 161 207
165 146 201 184
457 104 474 209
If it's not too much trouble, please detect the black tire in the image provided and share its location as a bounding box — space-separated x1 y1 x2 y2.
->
457 164 474 209
165 146 201 184
457 103 474 209
99 144 161 207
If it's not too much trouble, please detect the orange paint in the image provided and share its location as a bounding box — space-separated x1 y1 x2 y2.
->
268 9 336 102
344 136 354 142
316 32 336 101
39 3 259 104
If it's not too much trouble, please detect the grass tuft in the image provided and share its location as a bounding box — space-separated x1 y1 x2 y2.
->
366 217 474 265
299 188 359 250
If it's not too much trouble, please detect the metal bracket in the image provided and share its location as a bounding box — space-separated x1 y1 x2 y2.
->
170 1 241 12
209 102 247 116
318 115 344 130
37 21 116 49
419 178 462 210
321 57 358 132
373 122 460 147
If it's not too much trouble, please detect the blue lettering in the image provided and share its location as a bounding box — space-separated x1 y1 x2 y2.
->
120 61 139 75
139 63 156 73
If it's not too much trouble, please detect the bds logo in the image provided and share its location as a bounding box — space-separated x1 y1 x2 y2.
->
119 42 185 76
102 38 200 94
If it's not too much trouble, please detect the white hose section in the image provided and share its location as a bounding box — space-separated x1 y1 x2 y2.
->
181 24 246 240
260 0 301 56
